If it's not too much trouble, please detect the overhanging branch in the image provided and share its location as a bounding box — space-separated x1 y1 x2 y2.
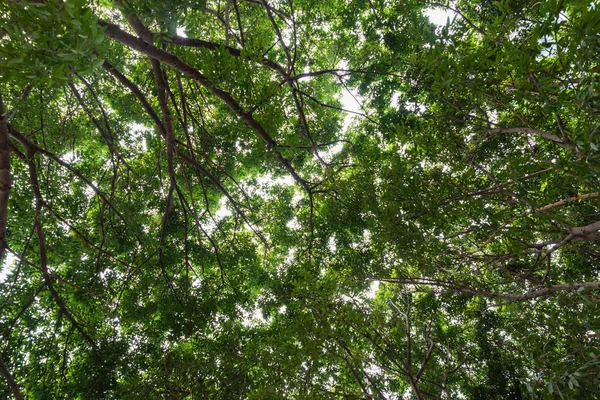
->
380 277 600 301
97 19 311 194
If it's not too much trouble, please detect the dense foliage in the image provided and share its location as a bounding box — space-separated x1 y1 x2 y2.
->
1 0 599 398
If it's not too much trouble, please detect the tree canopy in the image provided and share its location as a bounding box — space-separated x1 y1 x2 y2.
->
0 0 599 398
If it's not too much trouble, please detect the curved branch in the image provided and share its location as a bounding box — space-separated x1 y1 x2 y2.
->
102 61 165 132
166 35 286 74
25 148 97 350
98 19 311 194
103 59 267 245
488 127 575 150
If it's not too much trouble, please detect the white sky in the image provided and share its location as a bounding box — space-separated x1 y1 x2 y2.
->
425 7 455 27
176 27 187 38
0 253 17 282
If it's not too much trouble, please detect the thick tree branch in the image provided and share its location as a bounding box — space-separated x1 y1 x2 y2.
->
98 19 311 194
164 34 350 166
570 220 600 240
0 356 23 400
102 61 165 132
167 35 285 74
489 127 575 150
103 59 267 245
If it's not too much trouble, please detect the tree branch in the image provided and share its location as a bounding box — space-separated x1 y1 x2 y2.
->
0 93 11 260
380 278 600 301
98 19 311 194
25 148 97 351
535 192 598 213
8 125 129 228
103 59 267 245
0 356 23 400
488 127 575 150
